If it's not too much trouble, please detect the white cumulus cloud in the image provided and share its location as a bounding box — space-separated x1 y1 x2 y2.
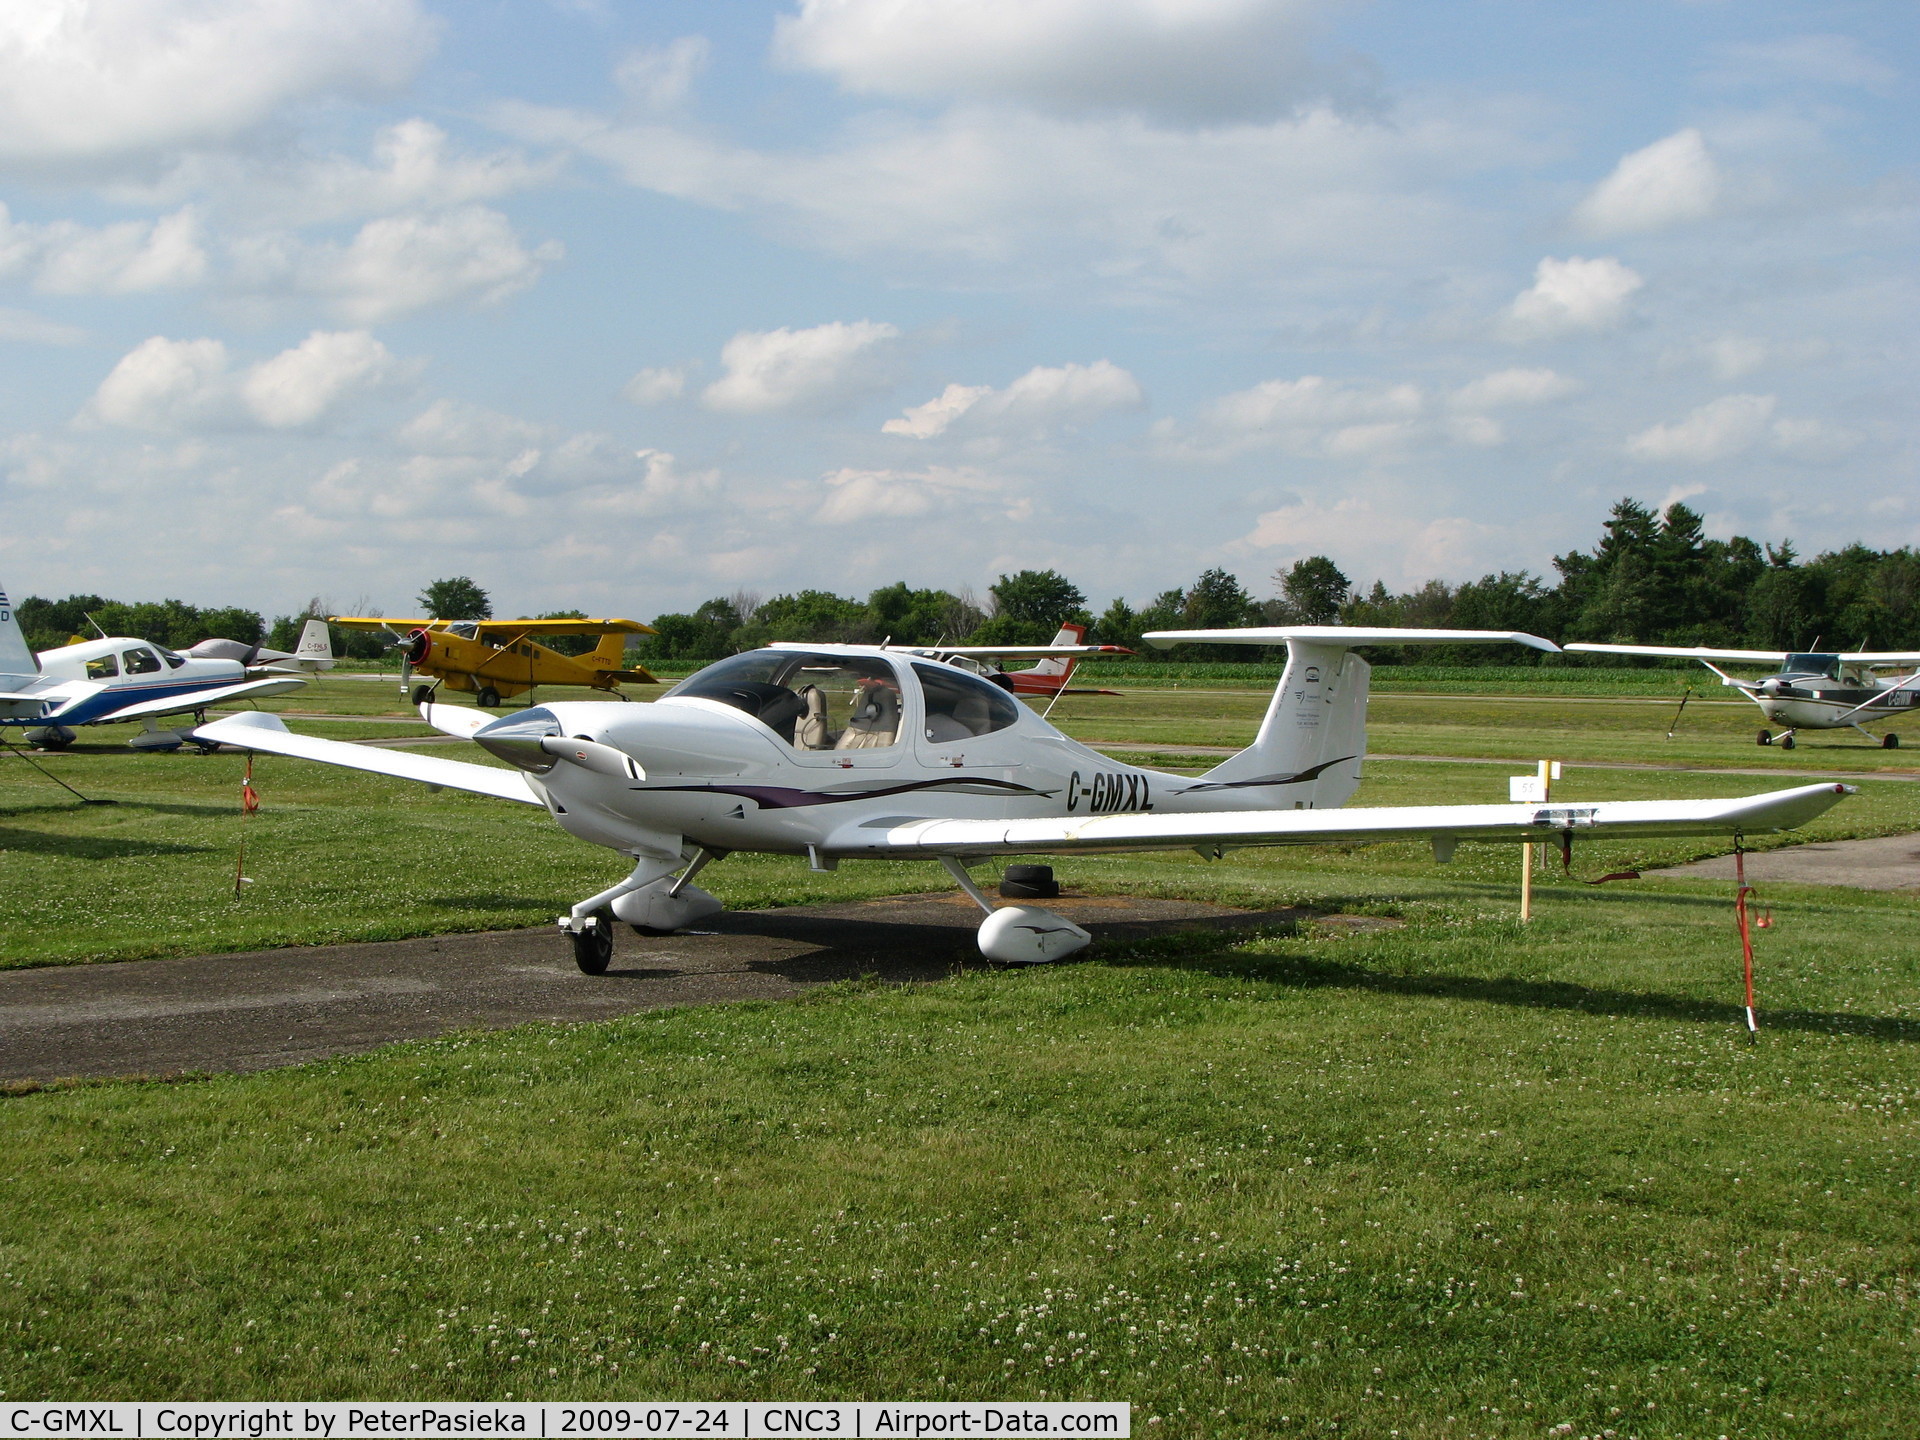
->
1626 394 1776 463
1449 367 1579 409
1572 129 1720 237
1166 374 1423 458
85 330 399 430
83 336 231 430
774 0 1360 124
883 359 1143 438
0 0 437 172
0 205 208 294
1503 256 1642 339
235 206 563 323
623 366 689 406
240 330 398 428
702 320 901 414
816 464 1008 524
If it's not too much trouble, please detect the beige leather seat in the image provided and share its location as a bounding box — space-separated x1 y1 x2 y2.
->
795 685 832 749
835 683 900 749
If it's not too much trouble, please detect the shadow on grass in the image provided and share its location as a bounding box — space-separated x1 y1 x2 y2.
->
0 826 214 860
426 895 554 910
1112 937 1920 1044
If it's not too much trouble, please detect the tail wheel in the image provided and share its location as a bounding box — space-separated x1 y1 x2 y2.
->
476 687 501 708
1885 733 1902 750
569 916 613 975
1780 734 1795 750
1756 730 1772 746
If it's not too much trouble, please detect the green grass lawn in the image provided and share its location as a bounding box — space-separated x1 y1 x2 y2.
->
3 679 1917 1429
3 878 1918 1432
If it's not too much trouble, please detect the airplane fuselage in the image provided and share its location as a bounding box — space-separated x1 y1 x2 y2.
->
1 639 247 727
474 646 1358 863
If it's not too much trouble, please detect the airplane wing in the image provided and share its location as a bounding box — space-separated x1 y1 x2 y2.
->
916 644 1133 659
328 617 423 632
1563 643 1790 662
105 677 308 722
469 618 655 637
825 783 1852 860
1148 626 1561 651
197 712 544 805
768 641 1128 660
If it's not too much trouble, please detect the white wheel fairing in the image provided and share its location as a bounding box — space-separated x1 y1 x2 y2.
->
977 906 1091 963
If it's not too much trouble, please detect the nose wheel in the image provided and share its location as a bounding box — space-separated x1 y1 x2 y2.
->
568 913 613 975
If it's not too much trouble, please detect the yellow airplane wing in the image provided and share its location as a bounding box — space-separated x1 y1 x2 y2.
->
470 618 656 637
327 617 657 636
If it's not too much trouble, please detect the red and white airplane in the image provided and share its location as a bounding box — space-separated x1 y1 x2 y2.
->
891 624 1131 697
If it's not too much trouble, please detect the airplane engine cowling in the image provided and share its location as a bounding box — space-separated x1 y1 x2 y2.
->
404 629 437 666
611 880 722 934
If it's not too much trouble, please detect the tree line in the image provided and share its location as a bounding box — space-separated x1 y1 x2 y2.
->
15 500 1920 665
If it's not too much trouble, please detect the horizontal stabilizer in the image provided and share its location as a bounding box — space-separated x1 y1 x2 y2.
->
197 712 543 805
827 783 1852 860
1145 626 1560 652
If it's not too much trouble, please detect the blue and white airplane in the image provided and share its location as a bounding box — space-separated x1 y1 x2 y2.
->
0 582 311 751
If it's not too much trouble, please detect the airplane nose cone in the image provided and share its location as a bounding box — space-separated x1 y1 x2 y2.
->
472 706 560 772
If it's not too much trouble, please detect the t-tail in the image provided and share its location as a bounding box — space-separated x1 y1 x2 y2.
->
1143 626 1561 808
0 579 37 677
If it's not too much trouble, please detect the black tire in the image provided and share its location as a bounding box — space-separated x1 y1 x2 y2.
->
1757 730 1772 746
476 687 501 708
1781 734 1796 750
35 728 74 752
411 685 434 706
1000 863 1060 899
569 917 612 975
1885 733 1901 750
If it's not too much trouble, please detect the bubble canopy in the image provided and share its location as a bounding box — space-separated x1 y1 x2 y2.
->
665 648 1020 749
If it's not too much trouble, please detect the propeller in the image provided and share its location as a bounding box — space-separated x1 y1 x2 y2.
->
538 735 645 781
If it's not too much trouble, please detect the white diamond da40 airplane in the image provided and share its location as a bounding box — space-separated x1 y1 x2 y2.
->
199 626 1853 972
0 584 319 751
1564 643 1920 749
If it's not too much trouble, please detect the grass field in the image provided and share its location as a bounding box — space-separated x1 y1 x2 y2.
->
3 670 1917 1430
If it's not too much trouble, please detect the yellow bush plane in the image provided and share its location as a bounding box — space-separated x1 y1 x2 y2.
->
330 616 658 707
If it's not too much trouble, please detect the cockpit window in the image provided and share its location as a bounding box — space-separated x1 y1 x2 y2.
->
123 648 162 675
448 622 480 640
160 648 187 669
86 654 119 680
1785 653 1840 680
914 662 1020 742
667 650 902 750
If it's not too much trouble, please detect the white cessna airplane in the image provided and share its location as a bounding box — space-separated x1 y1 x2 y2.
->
0 584 310 751
1565 643 1920 749
199 626 1852 971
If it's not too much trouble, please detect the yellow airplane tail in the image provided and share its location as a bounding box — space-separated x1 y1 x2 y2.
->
585 630 657 684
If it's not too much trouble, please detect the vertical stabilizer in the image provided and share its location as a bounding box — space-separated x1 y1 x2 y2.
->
1189 641 1368 807
1143 625 1560 810
0 581 38 675
295 618 335 670
1021 623 1086 682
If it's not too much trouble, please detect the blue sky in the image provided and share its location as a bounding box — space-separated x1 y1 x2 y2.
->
0 0 1912 622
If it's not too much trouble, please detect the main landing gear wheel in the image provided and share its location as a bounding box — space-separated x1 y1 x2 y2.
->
1885 733 1902 750
476 687 501 708
569 915 613 975
1757 730 1772 746
411 684 434 706
1780 734 1796 750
